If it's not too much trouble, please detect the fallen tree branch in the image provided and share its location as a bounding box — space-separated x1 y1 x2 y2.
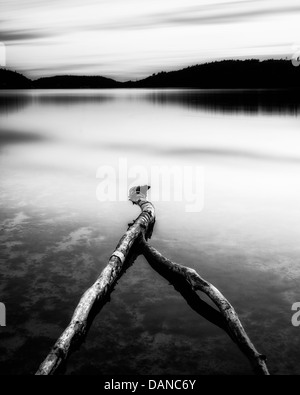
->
140 239 270 376
36 186 155 375
139 243 229 334
36 184 270 376
135 243 228 334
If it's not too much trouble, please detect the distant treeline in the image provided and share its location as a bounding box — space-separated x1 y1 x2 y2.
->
1 60 299 89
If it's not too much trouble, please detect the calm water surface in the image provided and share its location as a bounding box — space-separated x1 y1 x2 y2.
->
0 89 300 375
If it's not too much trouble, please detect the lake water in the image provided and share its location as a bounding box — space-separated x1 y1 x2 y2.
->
0 89 300 375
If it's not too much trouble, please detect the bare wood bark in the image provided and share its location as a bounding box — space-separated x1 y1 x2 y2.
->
36 186 155 375
140 240 270 376
36 184 270 376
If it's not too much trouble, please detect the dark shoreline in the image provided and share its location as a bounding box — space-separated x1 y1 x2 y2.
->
1 59 300 90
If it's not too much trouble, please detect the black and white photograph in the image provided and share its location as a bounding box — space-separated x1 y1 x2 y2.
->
0 0 300 378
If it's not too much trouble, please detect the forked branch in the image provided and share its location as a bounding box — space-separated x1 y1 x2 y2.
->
140 239 270 376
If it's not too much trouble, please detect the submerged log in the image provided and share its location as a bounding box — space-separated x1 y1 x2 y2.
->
36 185 270 376
140 243 229 334
36 186 155 375
140 239 270 376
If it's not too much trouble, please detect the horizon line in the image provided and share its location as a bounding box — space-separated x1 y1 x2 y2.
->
1 56 292 83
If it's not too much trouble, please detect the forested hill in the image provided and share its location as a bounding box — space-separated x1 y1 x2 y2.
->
34 75 121 89
0 68 32 89
124 60 300 89
1 60 299 89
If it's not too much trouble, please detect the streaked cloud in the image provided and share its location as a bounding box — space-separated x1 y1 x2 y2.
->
159 3 300 27
0 30 49 42
0 0 299 80
87 1 300 30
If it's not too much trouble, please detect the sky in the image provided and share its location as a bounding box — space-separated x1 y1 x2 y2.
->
0 0 300 81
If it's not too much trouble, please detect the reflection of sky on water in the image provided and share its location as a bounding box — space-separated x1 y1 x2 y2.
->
0 89 300 375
